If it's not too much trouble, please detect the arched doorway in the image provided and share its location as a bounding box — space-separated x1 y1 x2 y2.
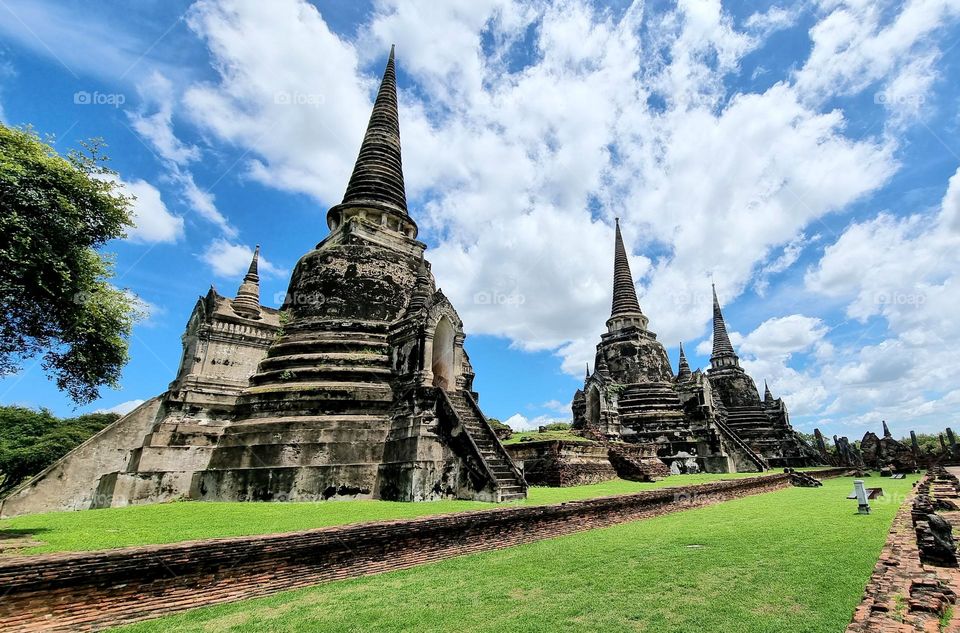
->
432 317 456 391
586 386 601 428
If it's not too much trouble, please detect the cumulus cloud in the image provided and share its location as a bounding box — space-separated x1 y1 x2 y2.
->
200 239 285 279
94 399 145 416
801 166 960 431
112 176 184 244
504 412 569 431
129 71 237 236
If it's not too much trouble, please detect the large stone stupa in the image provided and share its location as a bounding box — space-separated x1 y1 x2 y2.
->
0 48 526 518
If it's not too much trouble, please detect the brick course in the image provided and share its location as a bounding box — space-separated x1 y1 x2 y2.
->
0 469 848 632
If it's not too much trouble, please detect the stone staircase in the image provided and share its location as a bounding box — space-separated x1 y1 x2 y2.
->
713 416 769 471
445 391 527 502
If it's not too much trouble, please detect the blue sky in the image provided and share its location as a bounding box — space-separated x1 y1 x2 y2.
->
0 0 958 439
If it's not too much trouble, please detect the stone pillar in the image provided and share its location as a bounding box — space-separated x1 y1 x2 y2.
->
420 331 435 385
453 333 466 389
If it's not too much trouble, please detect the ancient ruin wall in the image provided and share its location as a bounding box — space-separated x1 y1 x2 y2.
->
0 399 162 518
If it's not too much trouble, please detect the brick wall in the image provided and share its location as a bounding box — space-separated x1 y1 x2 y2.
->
847 470 960 632
0 469 848 632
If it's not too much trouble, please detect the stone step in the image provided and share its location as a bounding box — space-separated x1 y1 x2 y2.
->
259 352 390 372
250 365 393 386
207 440 389 469
267 337 389 357
217 427 392 447
226 415 391 432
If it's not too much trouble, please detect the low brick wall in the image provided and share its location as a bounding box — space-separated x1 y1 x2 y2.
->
847 470 960 632
0 469 848 632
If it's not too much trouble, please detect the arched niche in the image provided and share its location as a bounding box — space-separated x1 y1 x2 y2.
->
586 385 601 428
432 316 456 391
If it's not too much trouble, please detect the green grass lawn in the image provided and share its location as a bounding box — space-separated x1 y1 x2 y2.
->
1 471 769 555
109 474 917 633
501 430 592 444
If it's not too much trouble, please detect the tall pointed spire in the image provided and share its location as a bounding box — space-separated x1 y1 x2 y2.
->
232 245 262 319
343 45 406 213
327 46 417 238
881 420 892 438
763 380 774 403
606 219 649 332
611 218 642 317
585 363 591 380
677 342 691 380
710 283 739 370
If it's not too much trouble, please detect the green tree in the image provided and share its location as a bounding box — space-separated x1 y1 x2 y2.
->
0 405 118 495
0 124 140 403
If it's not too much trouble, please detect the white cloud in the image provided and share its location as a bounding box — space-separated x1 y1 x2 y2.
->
182 0 374 205
200 239 285 279
116 177 185 244
795 0 960 103
94 399 145 416
540 399 571 414
129 73 202 165
504 412 569 431
128 71 237 237
799 166 960 431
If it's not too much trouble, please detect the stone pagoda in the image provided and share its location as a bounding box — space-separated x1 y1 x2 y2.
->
707 285 821 467
0 48 525 518
571 221 819 472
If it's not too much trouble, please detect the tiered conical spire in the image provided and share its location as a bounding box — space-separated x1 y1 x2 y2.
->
405 259 433 314
595 350 610 377
340 45 407 215
710 283 738 369
677 342 691 380
585 363 591 380
232 245 262 319
610 218 643 318
763 380 774 403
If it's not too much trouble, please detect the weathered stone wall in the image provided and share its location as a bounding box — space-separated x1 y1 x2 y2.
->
708 369 762 408
505 440 618 486
0 399 162 518
0 473 810 632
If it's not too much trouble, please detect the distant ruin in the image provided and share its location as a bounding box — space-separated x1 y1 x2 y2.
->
570 221 820 473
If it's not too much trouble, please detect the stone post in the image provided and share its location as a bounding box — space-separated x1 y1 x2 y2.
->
854 480 870 514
